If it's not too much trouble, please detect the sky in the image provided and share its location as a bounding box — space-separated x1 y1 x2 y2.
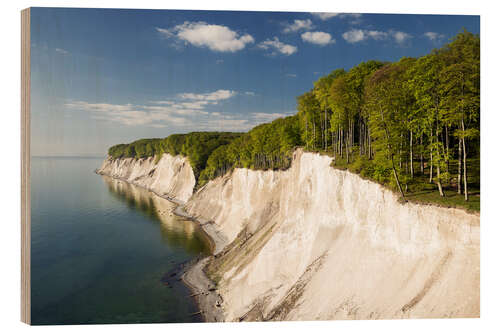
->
29 8 479 156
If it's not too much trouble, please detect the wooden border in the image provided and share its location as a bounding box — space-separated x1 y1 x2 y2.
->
21 7 31 325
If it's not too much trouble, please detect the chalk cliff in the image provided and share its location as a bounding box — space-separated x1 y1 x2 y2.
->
98 149 480 321
97 154 195 203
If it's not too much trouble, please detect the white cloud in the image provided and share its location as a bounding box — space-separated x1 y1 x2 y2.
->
65 102 189 128
342 29 411 44
366 30 389 40
244 91 256 96
177 89 236 102
392 31 411 44
64 101 135 113
311 13 362 21
424 31 445 41
286 73 297 78
55 48 69 55
342 29 367 43
216 59 224 64
301 31 335 46
65 89 238 128
257 37 298 56
156 22 254 52
283 19 313 33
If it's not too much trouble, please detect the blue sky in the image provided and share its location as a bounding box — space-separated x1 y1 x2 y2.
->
30 8 479 156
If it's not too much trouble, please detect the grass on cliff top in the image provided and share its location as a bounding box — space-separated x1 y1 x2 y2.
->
404 186 480 212
307 147 480 213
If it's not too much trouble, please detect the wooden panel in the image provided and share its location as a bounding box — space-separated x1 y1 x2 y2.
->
21 7 31 325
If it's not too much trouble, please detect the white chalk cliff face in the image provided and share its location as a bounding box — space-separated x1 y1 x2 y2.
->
97 154 195 203
185 149 479 320
98 149 479 321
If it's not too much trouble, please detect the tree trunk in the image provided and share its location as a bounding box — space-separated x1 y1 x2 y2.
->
332 131 335 153
324 108 328 151
333 130 336 163
324 109 326 150
435 116 444 197
391 154 406 201
457 74 469 201
462 119 469 201
340 129 343 158
410 131 414 178
457 137 462 194
420 134 424 174
379 107 405 201
367 120 370 157
460 72 468 201
429 127 433 183
352 119 355 152
405 131 408 175
350 119 353 154
345 128 350 164
305 119 308 150
348 119 351 156
348 119 354 156
436 161 445 197
360 118 363 156
320 114 324 151
445 125 450 174
399 133 403 170
313 121 316 149
368 127 372 159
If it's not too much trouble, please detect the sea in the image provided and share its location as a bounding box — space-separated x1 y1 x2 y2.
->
30 156 211 325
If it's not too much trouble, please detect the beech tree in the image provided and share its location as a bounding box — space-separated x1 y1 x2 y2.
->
313 69 346 151
297 91 321 150
409 52 448 196
329 74 351 162
440 30 480 201
364 64 408 199
344 61 385 159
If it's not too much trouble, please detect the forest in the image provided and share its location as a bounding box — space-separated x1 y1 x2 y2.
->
107 132 242 179
107 30 479 211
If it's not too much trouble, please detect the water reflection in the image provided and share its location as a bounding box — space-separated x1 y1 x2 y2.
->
101 176 211 256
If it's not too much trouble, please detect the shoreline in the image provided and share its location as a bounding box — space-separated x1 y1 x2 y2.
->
181 257 225 322
95 170 226 322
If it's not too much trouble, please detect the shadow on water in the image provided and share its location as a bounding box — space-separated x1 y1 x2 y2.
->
101 176 212 257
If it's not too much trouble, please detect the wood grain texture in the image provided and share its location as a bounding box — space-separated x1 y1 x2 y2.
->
21 7 31 325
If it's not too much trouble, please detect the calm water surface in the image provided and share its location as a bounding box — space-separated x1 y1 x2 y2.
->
31 157 211 325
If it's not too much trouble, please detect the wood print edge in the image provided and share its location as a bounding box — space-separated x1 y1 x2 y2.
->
21 7 31 325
